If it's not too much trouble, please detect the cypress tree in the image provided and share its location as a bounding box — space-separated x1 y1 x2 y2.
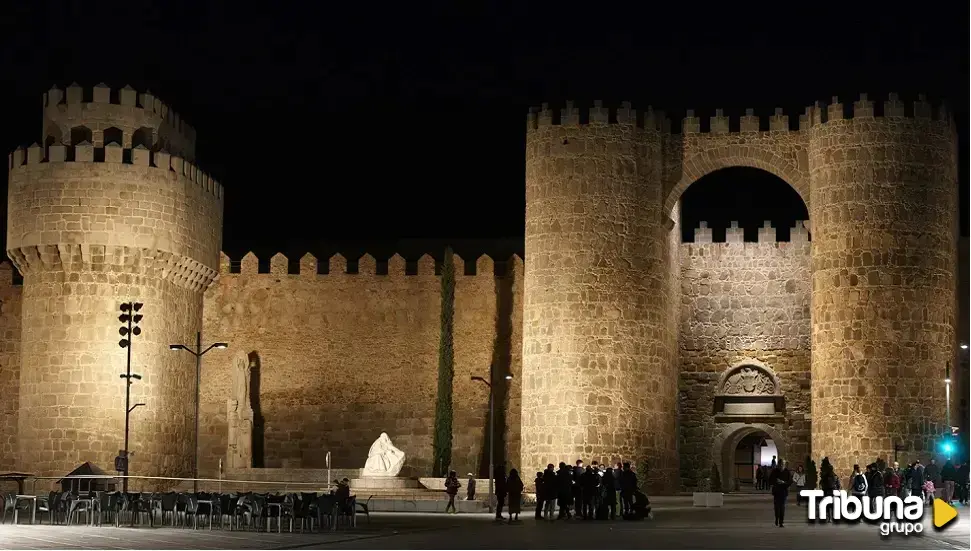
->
806 456 818 490
432 247 455 477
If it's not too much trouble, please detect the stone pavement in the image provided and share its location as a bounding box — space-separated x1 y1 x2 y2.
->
0 496 967 549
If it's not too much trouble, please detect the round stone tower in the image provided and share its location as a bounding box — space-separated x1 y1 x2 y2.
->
6 83 223 477
523 101 680 492
808 94 958 474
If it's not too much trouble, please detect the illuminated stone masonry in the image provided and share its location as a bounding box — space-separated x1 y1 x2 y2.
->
0 87 959 494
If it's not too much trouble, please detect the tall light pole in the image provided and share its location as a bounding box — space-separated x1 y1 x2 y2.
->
471 371 513 514
118 301 144 493
945 362 951 435
170 332 228 492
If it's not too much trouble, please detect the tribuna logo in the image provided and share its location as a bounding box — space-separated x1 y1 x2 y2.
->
801 490 925 536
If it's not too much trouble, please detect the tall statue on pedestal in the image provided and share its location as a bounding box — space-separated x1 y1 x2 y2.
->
227 352 254 469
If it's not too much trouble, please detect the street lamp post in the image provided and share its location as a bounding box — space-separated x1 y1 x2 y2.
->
118 301 144 493
471 371 513 515
945 362 951 435
170 332 228 492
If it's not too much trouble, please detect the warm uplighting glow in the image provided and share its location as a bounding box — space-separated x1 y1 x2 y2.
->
961 344 968 350
945 378 951 383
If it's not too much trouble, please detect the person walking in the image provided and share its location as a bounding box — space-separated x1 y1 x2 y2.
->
466 473 476 500
941 459 957 504
769 460 793 527
444 471 461 514
792 465 806 506
507 469 524 522
494 464 508 521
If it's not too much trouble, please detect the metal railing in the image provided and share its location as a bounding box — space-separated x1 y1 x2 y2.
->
22 475 336 496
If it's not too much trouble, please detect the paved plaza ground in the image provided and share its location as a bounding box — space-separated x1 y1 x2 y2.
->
0 495 967 549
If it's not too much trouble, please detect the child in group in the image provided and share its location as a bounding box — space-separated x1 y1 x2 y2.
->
922 476 936 506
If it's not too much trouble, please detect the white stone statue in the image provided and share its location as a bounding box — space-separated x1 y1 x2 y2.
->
233 352 251 410
227 351 254 469
362 432 405 477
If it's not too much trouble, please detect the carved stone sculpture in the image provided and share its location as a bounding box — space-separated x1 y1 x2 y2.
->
362 432 405 477
721 366 775 395
227 351 254 469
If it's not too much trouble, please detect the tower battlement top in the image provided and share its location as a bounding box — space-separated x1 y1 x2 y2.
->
526 94 954 135
8 143 222 201
44 83 196 150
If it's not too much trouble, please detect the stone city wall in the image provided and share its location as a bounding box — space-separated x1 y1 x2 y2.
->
198 251 522 478
678 221 812 489
0 263 22 477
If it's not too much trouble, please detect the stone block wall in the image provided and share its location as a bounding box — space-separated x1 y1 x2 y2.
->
677 235 812 489
43 83 196 161
0 263 23 472
199 252 522 478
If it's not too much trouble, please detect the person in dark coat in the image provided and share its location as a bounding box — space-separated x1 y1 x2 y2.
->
494 464 507 521
768 460 793 527
619 461 637 516
507 469 524 522
556 462 573 519
572 460 584 518
534 472 545 519
941 459 957 504
909 460 924 499
580 466 597 519
542 464 558 519
466 473 477 500
602 467 618 520
444 471 461 514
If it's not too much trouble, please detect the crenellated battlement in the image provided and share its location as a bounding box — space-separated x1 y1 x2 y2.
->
219 251 524 277
526 94 954 136
686 220 811 245
526 100 671 132
44 83 196 147
797 93 953 130
7 143 223 201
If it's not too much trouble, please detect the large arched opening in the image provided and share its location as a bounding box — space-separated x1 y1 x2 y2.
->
712 423 788 493
673 166 812 492
678 166 808 242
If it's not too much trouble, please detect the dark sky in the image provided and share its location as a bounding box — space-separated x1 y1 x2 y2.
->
1 1 967 261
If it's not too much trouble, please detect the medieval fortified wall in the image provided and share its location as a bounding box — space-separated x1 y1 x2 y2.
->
0 84 960 494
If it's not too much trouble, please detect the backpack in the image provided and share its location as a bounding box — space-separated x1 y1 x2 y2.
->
853 473 867 493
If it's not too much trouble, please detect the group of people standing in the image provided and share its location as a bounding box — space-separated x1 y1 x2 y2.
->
444 460 652 523
848 457 969 505
532 460 650 522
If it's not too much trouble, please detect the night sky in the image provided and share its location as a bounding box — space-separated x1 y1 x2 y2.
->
1 2 967 262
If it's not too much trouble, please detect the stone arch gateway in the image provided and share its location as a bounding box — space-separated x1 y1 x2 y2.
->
523 96 957 492
712 423 788 492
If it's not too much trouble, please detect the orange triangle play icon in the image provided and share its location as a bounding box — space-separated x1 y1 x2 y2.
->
933 498 958 529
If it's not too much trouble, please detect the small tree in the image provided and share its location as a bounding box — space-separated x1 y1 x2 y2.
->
805 456 818 490
710 462 722 493
432 247 456 477
637 459 650 493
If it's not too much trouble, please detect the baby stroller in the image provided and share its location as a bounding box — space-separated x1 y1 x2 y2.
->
623 490 652 521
